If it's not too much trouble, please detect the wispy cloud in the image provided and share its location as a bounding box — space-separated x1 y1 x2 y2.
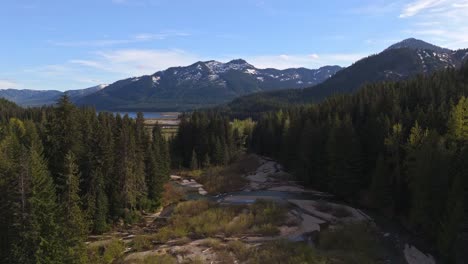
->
399 0 468 49
70 49 202 76
49 31 190 47
244 53 366 69
0 79 17 89
349 0 404 15
400 0 446 17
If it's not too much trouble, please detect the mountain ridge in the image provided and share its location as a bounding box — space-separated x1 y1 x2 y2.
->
225 38 468 115
0 84 107 107
75 60 342 111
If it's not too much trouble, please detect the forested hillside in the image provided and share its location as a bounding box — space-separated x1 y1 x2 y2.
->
225 41 468 117
249 62 468 261
0 96 170 263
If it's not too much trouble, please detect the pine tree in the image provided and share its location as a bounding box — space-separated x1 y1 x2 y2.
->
448 96 468 141
60 152 88 264
22 140 62 264
369 154 393 210
437 171 464 261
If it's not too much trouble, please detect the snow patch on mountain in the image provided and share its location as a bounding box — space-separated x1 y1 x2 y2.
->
245 69 258 75
152 76 160 86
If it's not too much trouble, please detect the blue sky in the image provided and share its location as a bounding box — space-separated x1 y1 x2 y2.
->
1 0 467 91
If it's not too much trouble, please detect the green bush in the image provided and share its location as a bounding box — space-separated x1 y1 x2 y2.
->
132 235 152 251
227 240 250 262
174 199 211 216
251 199 287 226
247 240 325 264
319 224 382 264
88 239 126 264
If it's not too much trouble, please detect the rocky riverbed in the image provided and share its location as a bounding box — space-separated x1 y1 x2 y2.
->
87 155 437 264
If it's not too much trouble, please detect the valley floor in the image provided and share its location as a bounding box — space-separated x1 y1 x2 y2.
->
86 155 437 264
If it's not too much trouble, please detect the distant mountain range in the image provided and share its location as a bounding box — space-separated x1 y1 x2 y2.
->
226 38 468 114
0 84 107 107
2 38 467 112
1 61 341 110
74 60 341 111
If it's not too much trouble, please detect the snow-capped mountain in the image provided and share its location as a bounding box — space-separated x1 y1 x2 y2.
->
227 38 468 113
76 60 342 111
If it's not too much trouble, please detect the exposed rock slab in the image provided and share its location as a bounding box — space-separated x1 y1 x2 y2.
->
404 244 436 264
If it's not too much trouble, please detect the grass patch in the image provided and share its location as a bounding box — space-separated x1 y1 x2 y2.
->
245 240 326 264
199 238 224 249
318 224 383 264
200 154 260 194
88 239 125 264
153 199 287 242
227 240 250 262
131 235 152 251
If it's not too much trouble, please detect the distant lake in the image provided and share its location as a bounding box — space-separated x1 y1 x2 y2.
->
110 112 180 119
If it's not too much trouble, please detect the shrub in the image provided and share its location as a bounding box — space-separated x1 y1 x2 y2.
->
227 240 250 261
200 238 223 249
88 239 125 264
102 239 126 263
319 224 381 263
225 213 254 236
162 183 185 206
251 199 286 226
174 200 211 216
132 235 152 251
247 240 325 264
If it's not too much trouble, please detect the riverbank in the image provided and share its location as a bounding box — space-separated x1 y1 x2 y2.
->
86 154 437 264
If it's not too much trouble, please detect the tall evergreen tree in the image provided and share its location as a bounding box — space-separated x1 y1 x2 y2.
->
60 152 88 264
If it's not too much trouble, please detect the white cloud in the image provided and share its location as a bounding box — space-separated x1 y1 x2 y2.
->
350 1 403 15
309 54 320 59
400 0 446 17
244 53 365 69
0 80 17 89
71 49 202 76
400 0 468 49
50 31 190 47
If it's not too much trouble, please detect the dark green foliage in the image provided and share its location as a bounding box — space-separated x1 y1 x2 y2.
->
249 63 468 257
171 111 241 169
74 61 341 112
225 47 468 117
0 97 171 261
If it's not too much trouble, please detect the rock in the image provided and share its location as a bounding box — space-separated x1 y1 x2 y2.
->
268 186 304 193
170 175 182 181
404 244 436 264
198 188 208 195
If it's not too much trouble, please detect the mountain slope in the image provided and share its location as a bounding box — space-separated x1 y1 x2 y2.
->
76 60 342 111
0 84 108 107
227 38 468 115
